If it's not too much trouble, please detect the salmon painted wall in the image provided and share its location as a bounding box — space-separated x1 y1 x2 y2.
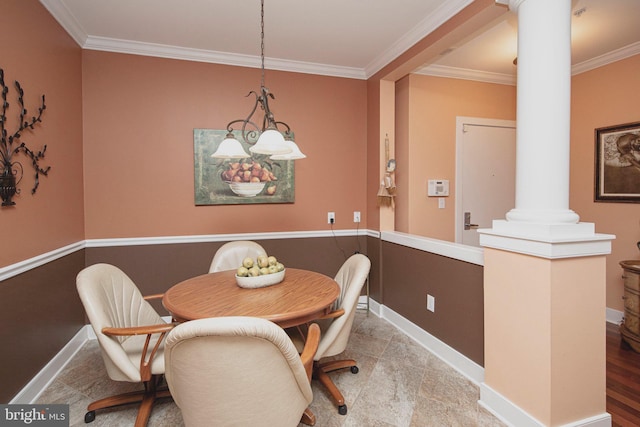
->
82 51 367 238
571 54 640 311
394 77 410 233
0 1 84 267
396 74 516 241
484 249 606 424
366 79 382 232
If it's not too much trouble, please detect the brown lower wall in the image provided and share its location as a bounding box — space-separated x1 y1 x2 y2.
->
0 251 86 403
381 241 484 366
1 234 482 402
367 236 382 303
85 236 370 315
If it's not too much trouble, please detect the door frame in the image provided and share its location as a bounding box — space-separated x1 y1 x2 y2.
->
454 116 516 244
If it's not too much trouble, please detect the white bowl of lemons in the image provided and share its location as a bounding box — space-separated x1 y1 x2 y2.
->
235 255 285 289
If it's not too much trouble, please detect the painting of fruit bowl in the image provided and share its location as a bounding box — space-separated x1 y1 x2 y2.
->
226 181 266 197
194 129 295 206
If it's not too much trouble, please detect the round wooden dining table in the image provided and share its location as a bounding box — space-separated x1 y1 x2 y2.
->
162 268 340 328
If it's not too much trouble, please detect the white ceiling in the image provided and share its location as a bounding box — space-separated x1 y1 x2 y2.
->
40 0 640 83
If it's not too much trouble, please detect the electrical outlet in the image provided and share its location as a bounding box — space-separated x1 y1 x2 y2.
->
353 211 361 223
328 212 335 224
427 294 435 312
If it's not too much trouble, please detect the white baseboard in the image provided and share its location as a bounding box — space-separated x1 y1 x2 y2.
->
479 383 544 427
365 295 381 316
562 413 612 427
371 300 612 427
480 383 611 427
606 307 623 325
12 317 174 404
376 301 485 385
11 325 92 404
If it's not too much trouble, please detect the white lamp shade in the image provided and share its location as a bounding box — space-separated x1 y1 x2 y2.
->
249 129 292 155
211 136 250 159
270 139 306 160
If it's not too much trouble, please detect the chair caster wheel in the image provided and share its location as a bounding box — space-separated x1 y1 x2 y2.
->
338 405 348 415
350 366 359 374
84 411 96 423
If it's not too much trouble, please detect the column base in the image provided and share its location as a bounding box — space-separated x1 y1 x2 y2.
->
506 208 580 225
478 220 614 259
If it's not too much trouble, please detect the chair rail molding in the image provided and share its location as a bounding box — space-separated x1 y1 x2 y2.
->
0 241 84 282
1 229 378 281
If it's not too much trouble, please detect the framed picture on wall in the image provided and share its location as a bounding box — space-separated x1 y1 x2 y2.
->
595 121 640 203
193 129 295 205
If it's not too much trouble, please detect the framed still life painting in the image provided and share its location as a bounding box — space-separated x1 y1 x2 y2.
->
595 121 640 203
194 129 295 205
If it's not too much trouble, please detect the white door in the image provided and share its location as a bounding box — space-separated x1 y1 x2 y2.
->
455 117 516 246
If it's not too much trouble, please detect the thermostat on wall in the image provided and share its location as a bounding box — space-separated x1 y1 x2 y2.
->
427 179 449 197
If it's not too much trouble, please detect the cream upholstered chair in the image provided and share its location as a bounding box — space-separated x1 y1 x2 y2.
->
288 253 371 416
76 263 174 426
208 240 267 273
164 316 321 427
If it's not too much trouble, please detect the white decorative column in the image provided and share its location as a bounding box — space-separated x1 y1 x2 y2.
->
482 0 613 248
506 0 578 226
478 0 614 426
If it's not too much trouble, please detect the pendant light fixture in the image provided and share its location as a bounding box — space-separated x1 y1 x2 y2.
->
211 0 305 160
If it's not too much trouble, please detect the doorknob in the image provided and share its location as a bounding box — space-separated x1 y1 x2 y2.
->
464 212 478 230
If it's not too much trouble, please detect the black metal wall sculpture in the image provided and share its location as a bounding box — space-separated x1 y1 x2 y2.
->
0 67 49 206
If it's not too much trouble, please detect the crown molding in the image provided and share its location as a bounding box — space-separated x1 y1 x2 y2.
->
414 64 516 85
415 40 640 84
39 0 87 46
83 36 366 80
571 40 640 76
265 57 365 80
40 0 469 81
364 0 473 78
40 0 638 83
40 0 365 79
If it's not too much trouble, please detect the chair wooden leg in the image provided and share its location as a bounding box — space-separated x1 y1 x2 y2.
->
134 393 155 427
317 358 357 374
85 375 171 426
134 378 157 427
313 359 359 416
300 408 316 426
87 389 148 413
316 368 346 406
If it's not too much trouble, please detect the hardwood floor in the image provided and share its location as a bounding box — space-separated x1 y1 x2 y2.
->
607 322 640 426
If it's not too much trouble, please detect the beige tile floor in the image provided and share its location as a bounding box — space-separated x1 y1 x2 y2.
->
37 311 506 427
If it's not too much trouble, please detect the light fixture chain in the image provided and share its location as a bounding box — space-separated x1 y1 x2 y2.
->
260 0 265 88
